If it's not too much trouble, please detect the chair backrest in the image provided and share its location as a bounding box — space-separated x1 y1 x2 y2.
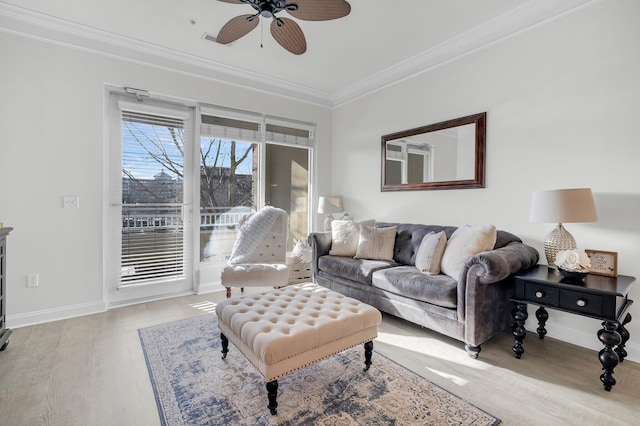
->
228 206 288 264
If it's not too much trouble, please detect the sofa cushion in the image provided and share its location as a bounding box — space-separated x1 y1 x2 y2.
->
318 255 397 285
329 219 375 257
415 231 447 275
355 225 397 261
375 222 458 266
372 266 458 309
441 224 497 279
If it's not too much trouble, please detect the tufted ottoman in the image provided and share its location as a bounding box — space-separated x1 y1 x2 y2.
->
215 283 382 415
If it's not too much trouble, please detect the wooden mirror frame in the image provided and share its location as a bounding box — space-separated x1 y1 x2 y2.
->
381 112 486 191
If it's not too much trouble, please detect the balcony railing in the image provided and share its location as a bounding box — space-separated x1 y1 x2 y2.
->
122 206 251 231
121 205 252 275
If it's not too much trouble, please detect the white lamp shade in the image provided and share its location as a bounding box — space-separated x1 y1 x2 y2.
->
530 188 597 223
318 196 343 214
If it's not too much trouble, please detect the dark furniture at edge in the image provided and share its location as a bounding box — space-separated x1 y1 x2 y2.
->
0 227 12 352
512 265 634 391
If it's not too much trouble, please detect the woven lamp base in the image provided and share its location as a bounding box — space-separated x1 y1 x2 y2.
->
544 224 576 268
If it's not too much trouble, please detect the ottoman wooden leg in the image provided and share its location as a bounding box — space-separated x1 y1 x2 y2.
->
220 333 229 359
364 341 374 371
266 380 278 415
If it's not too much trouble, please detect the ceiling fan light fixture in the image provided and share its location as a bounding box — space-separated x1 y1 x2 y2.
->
215 0 350 54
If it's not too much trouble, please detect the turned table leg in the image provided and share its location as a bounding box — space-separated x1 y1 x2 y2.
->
512 303 528 359
535 306 548 339
598 320 622 391
364 341 373 371
266 380 278 415
615 313 632 363
220 333 229 359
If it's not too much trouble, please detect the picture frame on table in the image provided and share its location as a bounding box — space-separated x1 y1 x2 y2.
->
585 249 618 277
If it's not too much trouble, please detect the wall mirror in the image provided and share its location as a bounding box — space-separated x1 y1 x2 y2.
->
381 112 486 191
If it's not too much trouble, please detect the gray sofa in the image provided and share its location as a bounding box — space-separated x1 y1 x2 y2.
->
308 222 539 358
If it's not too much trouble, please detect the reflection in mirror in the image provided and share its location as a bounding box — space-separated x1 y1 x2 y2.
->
381 113 486 191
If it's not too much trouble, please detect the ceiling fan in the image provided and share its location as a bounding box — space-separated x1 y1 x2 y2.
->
215 0 351 55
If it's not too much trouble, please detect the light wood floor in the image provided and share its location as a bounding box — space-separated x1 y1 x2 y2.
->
1 289 638 426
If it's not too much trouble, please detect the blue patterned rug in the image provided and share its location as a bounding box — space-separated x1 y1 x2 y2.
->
138 314 500 426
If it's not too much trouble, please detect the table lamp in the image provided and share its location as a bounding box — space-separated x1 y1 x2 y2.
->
318 196 343 231
529 188 598 268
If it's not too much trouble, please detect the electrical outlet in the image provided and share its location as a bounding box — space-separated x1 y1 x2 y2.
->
27 273 39 288
63 196 80 209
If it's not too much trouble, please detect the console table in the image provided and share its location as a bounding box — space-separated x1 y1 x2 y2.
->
0 227 13 352
512 265 634 391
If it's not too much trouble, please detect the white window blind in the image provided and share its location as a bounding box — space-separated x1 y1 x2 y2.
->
200 114 262 142
120 108 187 285
265 117 314 146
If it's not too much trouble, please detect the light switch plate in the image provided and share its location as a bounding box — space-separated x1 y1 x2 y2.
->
63 195 80 208
27 273 39 287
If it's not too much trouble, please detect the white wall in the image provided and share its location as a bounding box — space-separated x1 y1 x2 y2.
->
2 0 638 364
0 31 332 324
332 0 640 361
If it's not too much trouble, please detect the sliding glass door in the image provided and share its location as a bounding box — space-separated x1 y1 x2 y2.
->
107 96 314 302
198 111 312 264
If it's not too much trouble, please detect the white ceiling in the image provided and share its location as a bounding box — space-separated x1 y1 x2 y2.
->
0 0 594 106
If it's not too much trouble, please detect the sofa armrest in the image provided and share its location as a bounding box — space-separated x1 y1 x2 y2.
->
308 232 332 281
462 242 539 284
459 242 539 347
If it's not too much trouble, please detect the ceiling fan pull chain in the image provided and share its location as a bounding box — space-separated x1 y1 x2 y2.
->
260 18 263 48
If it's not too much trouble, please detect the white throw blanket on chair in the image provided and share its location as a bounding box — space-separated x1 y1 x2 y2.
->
227 206 285 265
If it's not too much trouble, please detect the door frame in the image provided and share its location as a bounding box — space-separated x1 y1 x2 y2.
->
105 92 196 307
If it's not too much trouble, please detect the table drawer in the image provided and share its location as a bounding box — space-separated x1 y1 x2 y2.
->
524 282 559 306
559 289 603 317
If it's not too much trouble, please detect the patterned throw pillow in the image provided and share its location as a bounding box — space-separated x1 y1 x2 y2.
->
329 219 375 257
415 231 447 275
354 225 397 261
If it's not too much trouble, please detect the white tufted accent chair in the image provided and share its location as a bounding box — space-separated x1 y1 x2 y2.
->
221 207 290 298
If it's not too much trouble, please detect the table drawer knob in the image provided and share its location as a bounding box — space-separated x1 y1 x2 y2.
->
576 299 587 307
535 291 544 298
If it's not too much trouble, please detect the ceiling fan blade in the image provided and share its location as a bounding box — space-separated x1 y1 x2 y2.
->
270 18 306 55
216 15 259 44
287 0 351 21
216 0 245 3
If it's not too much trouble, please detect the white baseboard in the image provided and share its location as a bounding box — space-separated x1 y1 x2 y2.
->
197 282 225 295
526 322 639 364
7 300 107 328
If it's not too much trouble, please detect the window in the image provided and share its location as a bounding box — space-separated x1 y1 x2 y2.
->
107 91 314 304
199 108 313 263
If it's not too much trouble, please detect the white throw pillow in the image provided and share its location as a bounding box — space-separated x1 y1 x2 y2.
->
355 225 397 261
329 219 375 257
440 224 497 279
415 231 447 275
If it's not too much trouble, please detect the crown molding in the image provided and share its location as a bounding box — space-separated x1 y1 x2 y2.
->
0 0 597 109
332 0 598 107
0 2 334 107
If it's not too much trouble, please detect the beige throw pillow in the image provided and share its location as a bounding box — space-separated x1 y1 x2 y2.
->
329 219 375 257
355 225 397 261
415 231 447 275
440 224 497 279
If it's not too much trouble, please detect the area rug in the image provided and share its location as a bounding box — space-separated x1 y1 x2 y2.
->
138 314 500 426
